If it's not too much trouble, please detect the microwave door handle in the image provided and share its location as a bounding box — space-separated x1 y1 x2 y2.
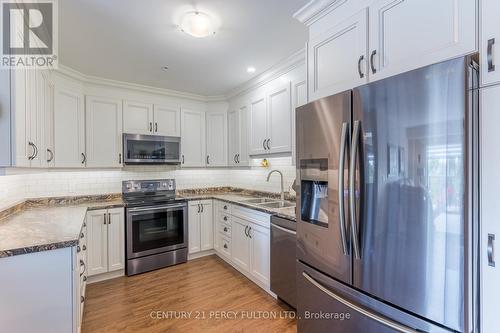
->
338 122 349 255
349 120 361 260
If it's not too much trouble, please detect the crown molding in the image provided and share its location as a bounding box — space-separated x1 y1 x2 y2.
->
225 48 306 100
293 0 346 26
56 64 227 102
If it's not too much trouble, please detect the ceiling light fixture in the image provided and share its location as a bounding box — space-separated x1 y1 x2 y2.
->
179 11 216 38
247 67 256 73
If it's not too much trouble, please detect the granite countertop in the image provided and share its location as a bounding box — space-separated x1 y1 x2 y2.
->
0 195 125 258
178 190 297 221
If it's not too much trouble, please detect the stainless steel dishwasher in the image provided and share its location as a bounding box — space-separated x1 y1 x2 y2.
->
270 215 297 309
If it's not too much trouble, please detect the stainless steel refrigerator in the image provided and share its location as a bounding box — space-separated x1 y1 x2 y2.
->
295 56 479 333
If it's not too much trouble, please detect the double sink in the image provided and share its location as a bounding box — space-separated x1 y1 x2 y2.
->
239 197 295 209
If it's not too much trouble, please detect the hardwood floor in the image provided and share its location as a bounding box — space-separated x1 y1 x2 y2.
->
82 255 296 333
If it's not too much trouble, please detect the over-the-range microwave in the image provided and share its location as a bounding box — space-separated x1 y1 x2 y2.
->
123 133 181 165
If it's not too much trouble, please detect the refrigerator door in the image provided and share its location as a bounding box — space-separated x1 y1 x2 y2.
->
352 57 470 331
297 261 454 333
296 91 352 284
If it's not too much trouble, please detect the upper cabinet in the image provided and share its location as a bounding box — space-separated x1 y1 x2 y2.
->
181 108 206 167
308 9 368 101
368 0 476 81
299 0 477 99
206 111 227 167
292 79 307 165
123 101 181 137
123 101 153 135
153 104 181 137
228 103 249 167
249 82 292 156
481 0 500 86
85 96 123 168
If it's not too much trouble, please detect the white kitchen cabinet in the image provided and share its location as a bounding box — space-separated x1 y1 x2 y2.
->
188 200 213 254
292 79 307 165
248 222 270 287
480 84 500 333
85 96 123 168
308 9 368 100
123 101 153 135
267 82 292 154
368 0 476 82
53 84 85 168
228 103 249 166
181 108 206 167
481 0 500 86
40 72 55 168
206 110 227 167
153 104 181 136
249 95 268 155
86 208 125 276
231 216 251 272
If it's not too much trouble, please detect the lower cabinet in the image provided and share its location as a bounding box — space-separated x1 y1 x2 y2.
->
188 200 213 254
86 208 125 276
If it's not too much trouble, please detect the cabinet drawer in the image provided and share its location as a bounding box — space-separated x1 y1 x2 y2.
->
232 205 271 228
219 212 231 225
219 235 231 258
219 222 232 238
219 202 231 214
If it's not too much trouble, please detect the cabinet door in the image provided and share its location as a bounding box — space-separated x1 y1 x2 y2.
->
292 80 307 166
308 9 368 101
249 223 271 287
267 82 292 154
228 109 239 166
249 95 268 156
206 111 227 167
481 0 500 86
42 72 55 168
27 70 44 168
10 69 30 167
123 101 153 135
85 96 123 168
369 0 476 81
200 200 214 251
107 208 125 272
188 201 201 254
53 85 85 168
231 217 250 272
480 85 500 333
181 108 206 167
238 104 249 165
86 210 108 276
153 104 181 136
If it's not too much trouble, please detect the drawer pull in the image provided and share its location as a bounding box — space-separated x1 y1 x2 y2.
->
80 232 84 238
81 296 85 303
77 246 81 253
83 276 87 282
224 227 228 232
223 244 228 249
223 205 228 210
223 216 228 221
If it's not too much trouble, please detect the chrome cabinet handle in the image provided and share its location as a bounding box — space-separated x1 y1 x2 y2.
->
234 154 237 164
81 296 85 303
46 148 54 163
223 216 228 221
155 122 158 132
488 38 496 72
248 227 252 239
83 276 87 282
357 55 365 78
224 227 228 232
302 272 418 333
370 50 377 74
149 122 153 132
108 212 111 224
182 155 185 164
349 120 361 260
236 154 240 163
119 153 122 164
262 139 267 150
32 142 38 159
197 204 200 213
266 139 271 150
103 213 107 224
206 155 210 165
28 142 36 160
201 204 204 213
81 153 86 164
80 259 86 277
244 225 249 237
223 205 228 210
82 245 86 251
338 122 349 255
488 234 496 267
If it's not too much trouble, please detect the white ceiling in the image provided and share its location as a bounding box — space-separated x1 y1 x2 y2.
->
59 0 309 97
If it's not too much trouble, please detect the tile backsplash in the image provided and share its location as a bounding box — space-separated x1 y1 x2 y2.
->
0 157 296 209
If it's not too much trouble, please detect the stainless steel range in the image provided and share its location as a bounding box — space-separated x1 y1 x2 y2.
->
123 179 188 276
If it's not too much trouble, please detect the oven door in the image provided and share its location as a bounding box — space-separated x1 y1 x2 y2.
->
123 133 181 164
126 203 187 259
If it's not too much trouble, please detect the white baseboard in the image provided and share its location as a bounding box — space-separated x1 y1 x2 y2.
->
188 249 215 260
87 269 124 284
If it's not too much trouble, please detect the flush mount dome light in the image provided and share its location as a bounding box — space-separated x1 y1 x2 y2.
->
179 11 216 38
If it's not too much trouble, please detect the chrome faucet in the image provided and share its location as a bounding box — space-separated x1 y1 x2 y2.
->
266 169 285 201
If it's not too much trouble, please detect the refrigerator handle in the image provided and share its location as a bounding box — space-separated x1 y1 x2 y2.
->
302 272 419 333
338 122 349 255
350 120 361 260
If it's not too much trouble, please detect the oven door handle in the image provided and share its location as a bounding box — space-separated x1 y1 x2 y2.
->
127 204 186 212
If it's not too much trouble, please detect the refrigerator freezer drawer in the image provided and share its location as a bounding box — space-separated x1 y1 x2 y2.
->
297 261 454 333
